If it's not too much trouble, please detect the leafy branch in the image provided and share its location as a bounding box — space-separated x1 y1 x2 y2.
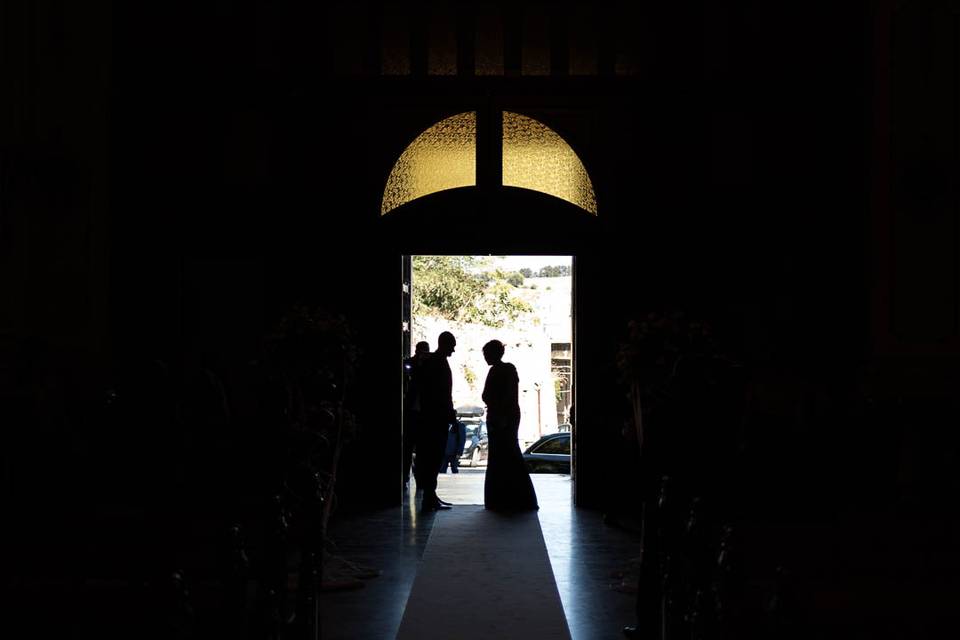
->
412 256 532 328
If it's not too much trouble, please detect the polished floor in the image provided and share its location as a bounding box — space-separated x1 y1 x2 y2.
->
319 469 642 640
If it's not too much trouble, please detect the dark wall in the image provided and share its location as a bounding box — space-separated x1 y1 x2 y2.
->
111 1 867 512
4 1 958 523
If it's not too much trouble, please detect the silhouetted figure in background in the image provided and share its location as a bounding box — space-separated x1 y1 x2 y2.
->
415 332 457 512
481 340 538 512
402 341 430 490
439 417 466 473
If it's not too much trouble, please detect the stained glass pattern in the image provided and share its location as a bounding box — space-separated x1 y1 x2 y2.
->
381 112 477 215
502 111 597 214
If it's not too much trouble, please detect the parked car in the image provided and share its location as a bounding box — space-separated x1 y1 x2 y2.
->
459 418 488 466
523 432 571 474
456 405 485 419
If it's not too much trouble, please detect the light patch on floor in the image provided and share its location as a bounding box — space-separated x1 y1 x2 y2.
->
396 505 571 640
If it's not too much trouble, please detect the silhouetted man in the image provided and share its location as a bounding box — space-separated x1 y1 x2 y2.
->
402 341 430 491
415 331 457 512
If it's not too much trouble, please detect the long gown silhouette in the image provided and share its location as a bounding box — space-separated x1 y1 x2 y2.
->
481 340 538 511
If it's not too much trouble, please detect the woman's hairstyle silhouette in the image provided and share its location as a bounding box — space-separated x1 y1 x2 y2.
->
482 340 505 361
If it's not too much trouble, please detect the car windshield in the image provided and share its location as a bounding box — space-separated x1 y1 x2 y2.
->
462 420 484 435
534 435 570 455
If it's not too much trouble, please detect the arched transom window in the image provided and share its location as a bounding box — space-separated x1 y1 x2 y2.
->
381 111 597 216
380 112 477 215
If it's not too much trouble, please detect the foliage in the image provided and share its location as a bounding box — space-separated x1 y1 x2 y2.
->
518 264 570 278
265 305 359 397
411 256 484 320
263 304 361 446
263 306 373 556
462 364 477 389
617 311 715 447
537 264 571 277
616 310 714 393
263 305 363 531
412 256 533 328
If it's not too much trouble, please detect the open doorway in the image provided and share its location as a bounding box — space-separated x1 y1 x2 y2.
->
402 255 575 506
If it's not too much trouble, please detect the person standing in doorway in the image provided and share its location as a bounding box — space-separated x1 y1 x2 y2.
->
402 341 430 492
439 417 467 474
481 339 538 512
415 331 457 512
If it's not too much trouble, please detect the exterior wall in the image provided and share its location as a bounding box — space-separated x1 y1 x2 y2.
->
414 314 560 447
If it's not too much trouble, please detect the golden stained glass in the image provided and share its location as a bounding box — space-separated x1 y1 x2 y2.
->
381 112 477 215
502 112 597 214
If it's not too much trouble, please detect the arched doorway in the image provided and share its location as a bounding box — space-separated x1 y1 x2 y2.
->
380 108 598 505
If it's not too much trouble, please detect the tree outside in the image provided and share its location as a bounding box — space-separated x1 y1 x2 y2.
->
411 255 573 447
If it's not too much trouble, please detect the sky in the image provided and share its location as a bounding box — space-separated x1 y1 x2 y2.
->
483 255 572 272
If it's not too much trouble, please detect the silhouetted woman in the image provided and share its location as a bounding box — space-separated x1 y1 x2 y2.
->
481 340 538 512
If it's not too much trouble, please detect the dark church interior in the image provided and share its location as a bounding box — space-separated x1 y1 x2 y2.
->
3 1 960 637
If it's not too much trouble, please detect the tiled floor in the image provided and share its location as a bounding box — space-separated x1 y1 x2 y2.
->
320 470 642 639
